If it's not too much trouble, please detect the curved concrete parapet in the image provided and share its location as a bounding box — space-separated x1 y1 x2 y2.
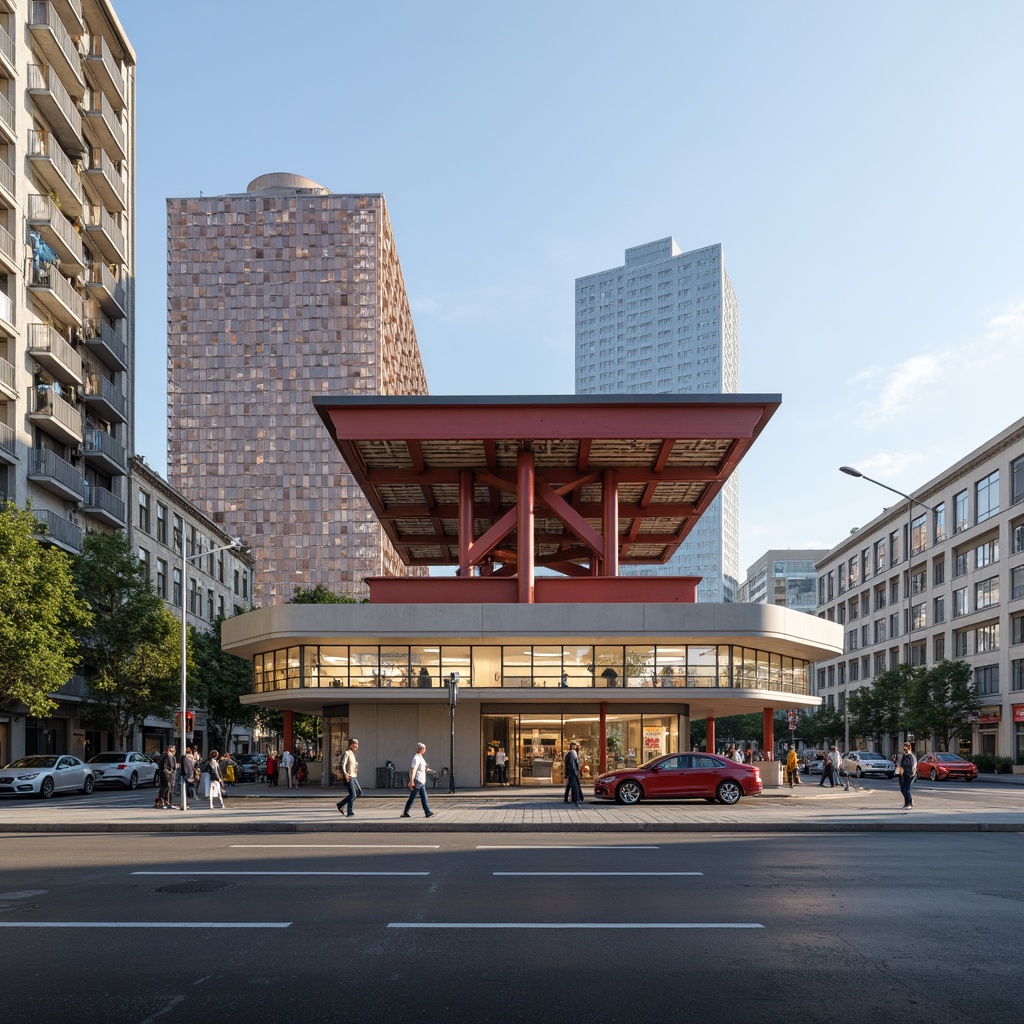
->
246 172 331 195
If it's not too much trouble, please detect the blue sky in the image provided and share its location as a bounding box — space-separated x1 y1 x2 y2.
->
116 0 1024 574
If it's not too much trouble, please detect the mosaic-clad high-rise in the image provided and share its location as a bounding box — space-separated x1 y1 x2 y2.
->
166 173 429 605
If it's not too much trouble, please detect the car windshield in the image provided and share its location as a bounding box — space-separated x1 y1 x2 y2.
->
88 753 129 763
8 756 59 768
236 755 258 764
858 752 885 760
936 753 963 762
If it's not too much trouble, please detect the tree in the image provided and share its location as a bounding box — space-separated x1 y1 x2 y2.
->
908 660 979 751
190 616 257 751
847 664 918 747
290 584 357 604
74 531 181 748
799 705 845 748
0 503 91 715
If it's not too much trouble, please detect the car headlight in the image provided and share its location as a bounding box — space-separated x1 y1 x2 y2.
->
596 777 614 785
15 773 41 781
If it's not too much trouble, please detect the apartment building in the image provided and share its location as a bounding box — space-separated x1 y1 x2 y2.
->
575 238 740 602
166 173 429 606
815 416 1024 759
739 549 826 615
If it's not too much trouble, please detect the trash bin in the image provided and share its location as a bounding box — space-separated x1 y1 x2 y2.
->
200 771 211 798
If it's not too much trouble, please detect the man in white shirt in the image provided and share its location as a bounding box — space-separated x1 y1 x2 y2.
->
281 749 295 789
401 742 434 818
335 738 360 817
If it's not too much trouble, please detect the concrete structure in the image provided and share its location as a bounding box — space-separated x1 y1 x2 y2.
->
223 395 843 790
816 416 1024 759
739 549 826 614
0 0 135 767
575 239 739 602
166 173 429 606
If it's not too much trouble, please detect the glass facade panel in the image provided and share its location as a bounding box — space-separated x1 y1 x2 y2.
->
594 645 624 688
626 644 656 687
472 646 501 688
687 646 718 687
317 646 349 688
380 647 410 687
410 646 442 688
532 645 562 687
349 646 379 687
442 646 472 686
502 646 533 687
562 645 595 686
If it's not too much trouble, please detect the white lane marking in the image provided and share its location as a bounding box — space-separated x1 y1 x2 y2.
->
493 872 702 877
133 871 429 877
475 845 659 850
0 921 291 928
138 993 185 1024
388 922 763 930
229 844 441 849
0 890 47 899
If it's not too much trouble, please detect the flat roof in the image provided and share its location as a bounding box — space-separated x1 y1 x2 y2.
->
314 395 780 568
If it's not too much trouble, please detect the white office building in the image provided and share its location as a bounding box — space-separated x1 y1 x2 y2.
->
575 238 739 602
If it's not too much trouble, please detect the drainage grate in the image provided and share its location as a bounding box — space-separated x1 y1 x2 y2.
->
155 879 237 894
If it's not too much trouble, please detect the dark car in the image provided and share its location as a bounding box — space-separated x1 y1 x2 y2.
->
234 753 266 783
593 752 762 806
917 752 978 782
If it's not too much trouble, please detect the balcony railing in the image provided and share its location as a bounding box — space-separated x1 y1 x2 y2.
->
33 507 83 553
0 420 15 460
0 353 14 396
0 91 14 142
83 371 127 421
0 156 14 202
27 63 83 152
0 223 15 272
28 446 85 500
85 148 126 211
27 321 83 385
85 32 126 107
29 1 85 96
82 205 126 263
0 290 13 329
28 261 84 327
81 316 127 371
83 426 126 472
28 192 85 271
27 129 84 215
0 22 14 71
29 383 82 440
82 481 126 525
83 88 126 162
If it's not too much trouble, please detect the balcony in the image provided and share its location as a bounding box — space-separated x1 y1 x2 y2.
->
84 260 126 319
0 290 14 337
27 446 85 503
0 21 14 77
84 32 126 109
81 481 126 527
27 129 84 217
0 222 16 276
27 321 83 386
83 425 126 475
82 88 125 163
83 371 126 423
0 420 15 464
0 353 15 400
28 193 86 276
49 0 84 37
29 2 86 101
28 261 84 328
27 64 84 155
82 205 125 264
28 383 82 445
0 90 15 146
83 148 126 212
80 315 127 371
0 156 15 208
33 507 83 554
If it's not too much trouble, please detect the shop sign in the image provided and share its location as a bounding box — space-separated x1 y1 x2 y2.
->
977 706 1002 724
1013 706 1024 723
643 728 661 750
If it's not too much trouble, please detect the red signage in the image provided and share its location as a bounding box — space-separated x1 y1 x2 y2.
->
1013 706 1024 723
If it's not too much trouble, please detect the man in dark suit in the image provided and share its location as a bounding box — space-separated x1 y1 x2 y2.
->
563 742 584 805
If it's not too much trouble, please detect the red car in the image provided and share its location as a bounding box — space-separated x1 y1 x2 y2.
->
593 752 762 806
917 752 978 782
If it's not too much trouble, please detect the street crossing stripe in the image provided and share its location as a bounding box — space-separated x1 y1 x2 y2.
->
229 844 441 849
0 922 291 929
493 872 702 876
388 922 763 929
475 845 659 850
133 871 429 877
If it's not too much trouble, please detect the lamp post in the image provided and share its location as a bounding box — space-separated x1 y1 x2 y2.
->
447 672 459 793
179 535 241 811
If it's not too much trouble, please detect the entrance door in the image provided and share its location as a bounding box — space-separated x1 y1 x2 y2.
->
482 716 518 786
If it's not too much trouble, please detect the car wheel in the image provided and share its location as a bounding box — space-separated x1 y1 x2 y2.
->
39 777 55 799
856 766 864 778
128 771 139 790
716 780 742 805
616 780 643 805
81 775 94 795
929 768 938 782
886 773 895 780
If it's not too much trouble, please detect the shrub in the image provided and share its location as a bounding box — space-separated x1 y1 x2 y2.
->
995 756 1015 774
970 753 996 773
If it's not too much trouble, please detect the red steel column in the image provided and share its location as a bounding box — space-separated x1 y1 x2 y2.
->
599 701 607 774
602 469 619 576
459 469 474 576
283 710 294 758
517 448 535 604
763 707 775 758
705 715 715 755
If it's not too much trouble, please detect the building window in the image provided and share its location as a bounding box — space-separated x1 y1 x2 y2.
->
912 602 926 630
189 578 200 616
933 502 946 542
156 503 167 544
157 559 167 600
975 539 998 568
848 556 860 588
874 584 887 611
976 471 999 524
849 659 859 681
861 623 870 648
953 631 968 657
911 568 927 595
954 490 968 533
173 514 183 552
933 634 945 662
138 547 150 576
933 556 945 585
1013 660 1024 692
874 619 887 644
889 612 900 639
1014 613 1024 646
954 550 968 577
889 530 901 566
861 655 870 679
975 664 999 695
138 490 150 534
874 652 886 676
233 569 240 595
218 552 225 584
934 595 945 624
1013 521 1024 554
1013 455 1024 505
874 539 887 574
890 579 900 605
1013 565 1024 601
242 573 248 601
218 595 225 618
837 604 846 624
911 512 927 555
207 589 215 620
172 568 182 607
861 549 871 582
975 577 1000 611
976 623 999 653
952 587 968 617
849 596 859 620
827 571 835 601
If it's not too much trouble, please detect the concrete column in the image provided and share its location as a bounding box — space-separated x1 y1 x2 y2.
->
283 710 294 758
602 469 619 576
705 715 715 754
599 702 607 774
517 449 535 604
762 707 775 758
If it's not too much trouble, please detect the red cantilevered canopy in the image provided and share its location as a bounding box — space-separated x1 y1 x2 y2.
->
315 395 779 587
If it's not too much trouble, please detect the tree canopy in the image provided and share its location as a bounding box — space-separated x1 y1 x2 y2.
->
0 503 91 715
290 584 358 604
73 531 181 748
908 659 979 751
190 615 257 751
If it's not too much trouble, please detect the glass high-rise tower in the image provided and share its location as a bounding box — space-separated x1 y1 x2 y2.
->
575 238 739 602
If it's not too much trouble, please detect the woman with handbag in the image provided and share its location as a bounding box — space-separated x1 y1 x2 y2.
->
897 742 917 809
207 751 226 809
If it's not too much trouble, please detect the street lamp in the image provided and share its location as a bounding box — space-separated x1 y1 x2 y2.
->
178 534 242 811
447 672 459 794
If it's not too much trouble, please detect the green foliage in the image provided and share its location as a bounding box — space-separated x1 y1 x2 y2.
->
970 753 995 773
73 531 181 747
0 503 91 715
190 615 256 751
800 705 845 747
995 756 1015 774
848 663 918 745
907 660 980 751
290 584 358 604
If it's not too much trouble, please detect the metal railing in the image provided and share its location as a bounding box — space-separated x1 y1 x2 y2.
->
87 148 126 207
33 508 83 552
0 157 13 199
83 205 125 259
85 32 126 105
84 88 125 156
89 259 126 311
29 2 83 82
0 290 12 326
84 372 127 419
27 129 83 204
0 223 13 265
28 192 83 260
27 63 82 136
0 420 14 458
30 384 81 437
82 316 127 368
82 482 125 523
29 262 84 321
0 92 13 137
0 23 14 68
83 427 126 470
27 321 83 380
28 446 84 497
0 355 14 393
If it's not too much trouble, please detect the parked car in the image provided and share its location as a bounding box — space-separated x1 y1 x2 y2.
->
842 750 896 779
87 751 160 789
593 752 762 806
234 753 266 783
805 758 826 776
0 755 95 798
917 752 978 782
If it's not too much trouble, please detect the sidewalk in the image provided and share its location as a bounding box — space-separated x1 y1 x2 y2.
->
1 776 1022 833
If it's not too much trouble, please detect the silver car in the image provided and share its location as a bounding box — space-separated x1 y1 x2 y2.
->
87 751 160 789
0 755 95 798
842 750 896 779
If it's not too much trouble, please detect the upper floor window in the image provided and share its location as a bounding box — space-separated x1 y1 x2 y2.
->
976 623 1000 654
1012 520 1024 555
975 664 999 695
954 490 969 533
911 513 927 555
1013 565 1024 601
933 556 945 586
976 470 999 524
954 551 968 577
1013 455 1024 506
156 503 167 544
975 576 1000 611
874 539 886 574
848 556 860 588
138 490 150 534
975 538 999 569
156 559 167 600
889 530 901 565
933 502 946 543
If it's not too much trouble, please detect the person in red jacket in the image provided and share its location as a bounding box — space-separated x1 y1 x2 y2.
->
266 751 278 787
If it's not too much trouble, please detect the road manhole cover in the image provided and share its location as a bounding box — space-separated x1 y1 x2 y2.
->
155 880 236 894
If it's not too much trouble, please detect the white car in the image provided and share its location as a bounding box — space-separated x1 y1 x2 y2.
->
842 750 896 779
87 751 161 789
0 755 95 798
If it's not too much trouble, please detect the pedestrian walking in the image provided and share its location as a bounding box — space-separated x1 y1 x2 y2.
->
495 746 508 785
821 745 841 787
207 751 226 809
155 745 176 808
180 746 197 801
563 741 584 805
401 742 434 818
281 749 295 789
786 745 801 788
897 742 917 809
335 738 360 817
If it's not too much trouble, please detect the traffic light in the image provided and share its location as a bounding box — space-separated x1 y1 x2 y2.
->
176 710 195 732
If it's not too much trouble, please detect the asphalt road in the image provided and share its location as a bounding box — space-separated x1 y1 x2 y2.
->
1 830 1019 1023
